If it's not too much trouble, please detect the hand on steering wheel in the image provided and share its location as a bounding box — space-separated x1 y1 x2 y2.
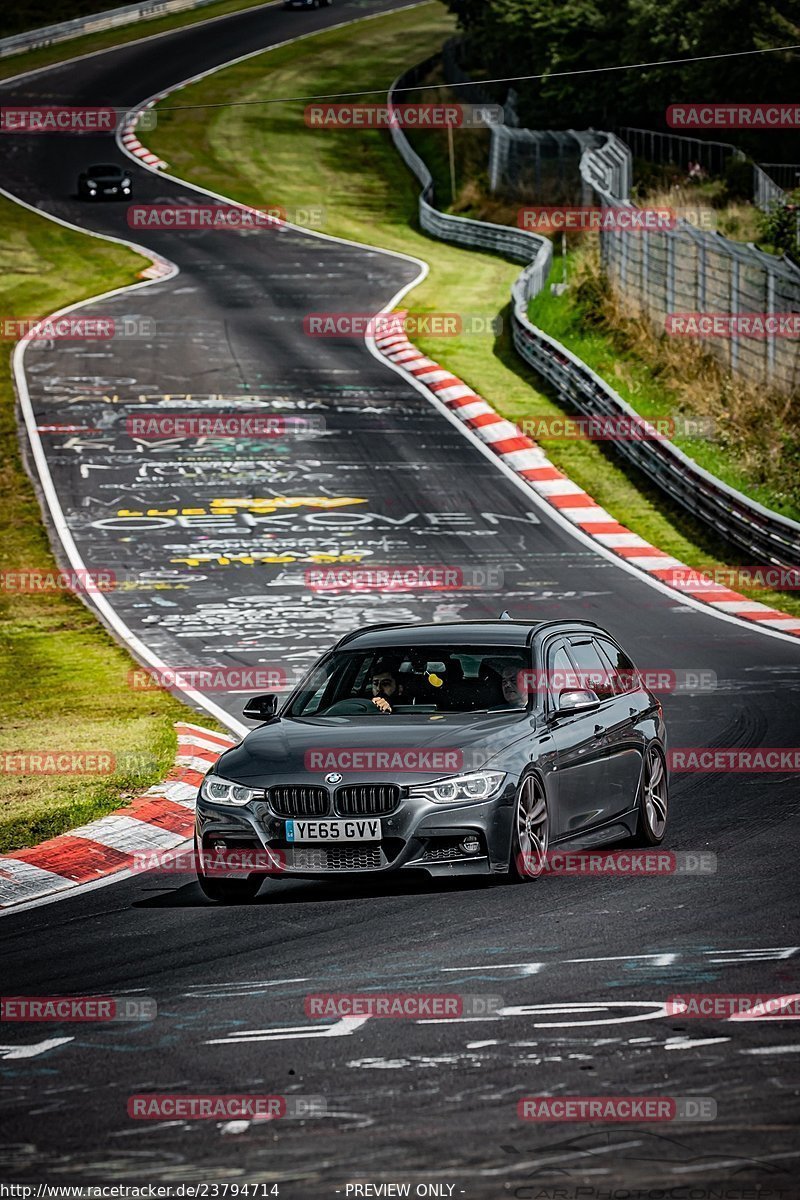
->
371 696 392 714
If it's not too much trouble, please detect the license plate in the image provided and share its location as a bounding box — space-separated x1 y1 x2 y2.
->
286 818 381 843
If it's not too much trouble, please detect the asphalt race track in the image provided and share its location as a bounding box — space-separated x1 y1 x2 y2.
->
1 1 800 1193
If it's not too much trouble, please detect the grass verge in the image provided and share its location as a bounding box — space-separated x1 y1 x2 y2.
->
0 197 221 854
146 0 800 620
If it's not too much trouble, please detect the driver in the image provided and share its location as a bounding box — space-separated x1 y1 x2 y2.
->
500 665 525 707
370 658 404 714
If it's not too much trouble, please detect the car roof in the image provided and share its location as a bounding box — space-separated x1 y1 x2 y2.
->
88 163 123 172
336 619 601 650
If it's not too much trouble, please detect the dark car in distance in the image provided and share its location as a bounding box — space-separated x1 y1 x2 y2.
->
283 0 331 9
77 163 132 200
195 619 669 901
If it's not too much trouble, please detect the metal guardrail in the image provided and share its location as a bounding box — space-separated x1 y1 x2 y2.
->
389 58 553 284
0 0 224 59
389 61 800 569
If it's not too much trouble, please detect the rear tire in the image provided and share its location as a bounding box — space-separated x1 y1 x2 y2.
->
195 837 265 903
509 774 549 882
631 745 668 846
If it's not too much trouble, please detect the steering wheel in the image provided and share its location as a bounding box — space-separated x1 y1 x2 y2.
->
319 697 382 716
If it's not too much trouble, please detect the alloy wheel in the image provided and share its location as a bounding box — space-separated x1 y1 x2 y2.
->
512 775 549 879
642 746 668 840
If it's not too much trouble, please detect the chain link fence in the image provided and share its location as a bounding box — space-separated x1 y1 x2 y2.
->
617 126 743 179
581 136 800 391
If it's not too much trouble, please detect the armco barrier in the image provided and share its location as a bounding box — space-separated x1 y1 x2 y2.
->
0 0 229 59
389 56 552 290
389 62 800 569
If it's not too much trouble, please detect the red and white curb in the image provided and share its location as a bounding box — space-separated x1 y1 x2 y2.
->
121 97 173 282
374 321 800 639
120 96 168 170
0 723 236 909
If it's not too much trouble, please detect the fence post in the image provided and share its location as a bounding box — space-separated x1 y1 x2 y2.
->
730 257 740 373
619 214 628 290
697 237 706 312
489 126 506 193
666 234 675 317
766 266 776 381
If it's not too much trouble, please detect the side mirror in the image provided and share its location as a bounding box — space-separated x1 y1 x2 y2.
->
557 687 601 713
243 693 278 720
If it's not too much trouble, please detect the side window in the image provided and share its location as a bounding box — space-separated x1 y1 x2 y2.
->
596 638 640 695
567 638 615 701
546 642 577 708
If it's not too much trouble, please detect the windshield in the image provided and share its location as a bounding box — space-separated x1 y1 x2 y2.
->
287 645 529 717
88 164 122 175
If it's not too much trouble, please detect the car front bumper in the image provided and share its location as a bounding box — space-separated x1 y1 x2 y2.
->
195 782 517 878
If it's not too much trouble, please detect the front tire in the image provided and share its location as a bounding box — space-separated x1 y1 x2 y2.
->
509 774 549 881
631 745 668 846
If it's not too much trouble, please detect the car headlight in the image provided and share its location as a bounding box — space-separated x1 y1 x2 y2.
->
86 179 97 188
408 771 506 804
200 773 257 806
121 178 131 187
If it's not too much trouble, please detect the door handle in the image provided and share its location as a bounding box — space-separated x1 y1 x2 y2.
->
593 723 605 737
